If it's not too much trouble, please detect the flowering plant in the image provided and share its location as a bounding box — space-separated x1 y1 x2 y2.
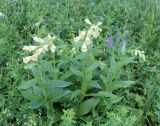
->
19 19 138 125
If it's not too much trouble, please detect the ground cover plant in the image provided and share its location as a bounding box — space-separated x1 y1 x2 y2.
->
0 0 160 126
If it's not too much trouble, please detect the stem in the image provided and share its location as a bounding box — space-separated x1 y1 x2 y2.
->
46 102 55 126
65 0 69 18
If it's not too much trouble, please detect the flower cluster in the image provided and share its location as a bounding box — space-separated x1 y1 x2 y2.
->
133 49 146 61
106 36 113 46
74 19 102 52
23 34 56 63
106 30 129 49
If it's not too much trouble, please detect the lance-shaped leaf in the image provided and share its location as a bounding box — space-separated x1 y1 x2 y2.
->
47 88 71 102
88 80 102 89
77 98 100 116
18 79 37 90
31 66 42 79
86 91 113 97
110 81 135 91
46 80 72 88
88 61 101 71
105 95 123 104
70 66 82 77
20 87 44 109
30 96 44 109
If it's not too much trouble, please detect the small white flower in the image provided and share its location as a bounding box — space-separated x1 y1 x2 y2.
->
84 36 91 45
34 47 45 55
139 54 146 61
42 45 49 51
33 36 45 43
47 34 52 39
50 44 56 53
87 29 93 36
74 36 81 42
85 19 92 25
22 45 38 52
79 31 86 37
81 43 88 52
0 12 5 17
74 31 86 42
97 22 102 26
23 55 36 64
134 49 146 61
125 30 129 35
71 47 76 54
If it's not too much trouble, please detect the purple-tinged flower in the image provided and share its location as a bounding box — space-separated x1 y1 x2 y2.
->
106 37 113 46
119 35 127 49
119 41 124 49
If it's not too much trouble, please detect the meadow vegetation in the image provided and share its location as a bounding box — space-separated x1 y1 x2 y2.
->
0 0 160 125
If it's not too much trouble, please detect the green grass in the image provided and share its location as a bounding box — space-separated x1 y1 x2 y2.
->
0 0 160 125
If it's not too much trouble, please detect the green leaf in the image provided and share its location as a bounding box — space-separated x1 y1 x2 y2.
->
110 81 135 91
61 71 73 80
109 56 120 75
46 80 72 88
100 74 107 84
0 94 5 108
40 60 54 72
20 90 35 100
121 57 135 66
86 91 112 97
70 66 82 77
30 96 44 109
21 89 44 109
88 81 102 89
47 88 71 102
88 61 100 71
100 75 111 90
24 62 36 70
108 95 123 104
31 66 42 79
77 98 100 116
103 95 123 109
70 90 82 99
18 79 37 90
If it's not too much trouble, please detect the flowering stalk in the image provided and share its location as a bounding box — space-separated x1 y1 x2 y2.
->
22 34 56 64
106 36 113 46
73 19 102 52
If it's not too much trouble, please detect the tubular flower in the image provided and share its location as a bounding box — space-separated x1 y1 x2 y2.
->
73 19 102 52
22 34 56 64
33 36 45 44
22 45 38 52
23 56 36 64
106 37 113 46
